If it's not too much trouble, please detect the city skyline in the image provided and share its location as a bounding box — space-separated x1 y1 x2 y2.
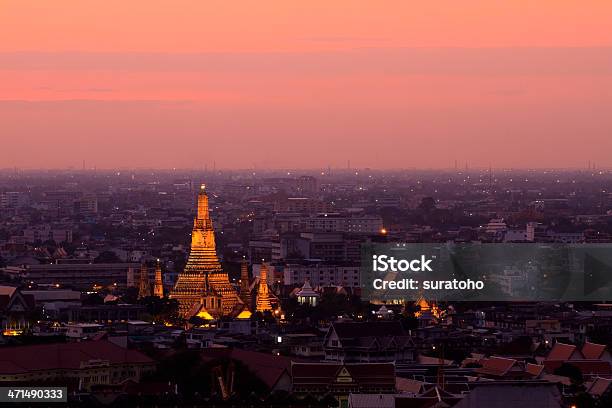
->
1 165 611 172
2 160 612 406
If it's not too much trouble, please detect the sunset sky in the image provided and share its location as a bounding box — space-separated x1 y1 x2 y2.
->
1 1 612 169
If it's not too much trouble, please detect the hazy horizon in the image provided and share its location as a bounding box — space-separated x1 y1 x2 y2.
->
1 165 609 173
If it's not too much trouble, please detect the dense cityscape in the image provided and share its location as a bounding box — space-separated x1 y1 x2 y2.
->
0 168 612 407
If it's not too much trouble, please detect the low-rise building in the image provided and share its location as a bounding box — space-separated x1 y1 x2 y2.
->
23 262 140 290
291 362 396 406
284 263 361 287
0 340 155 391
324 321 415 363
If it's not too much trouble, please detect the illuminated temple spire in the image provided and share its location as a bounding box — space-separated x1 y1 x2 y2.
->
239 258 252 309
138 263 150 299
170 184 242 318
153 259 164 298
255 262 273 312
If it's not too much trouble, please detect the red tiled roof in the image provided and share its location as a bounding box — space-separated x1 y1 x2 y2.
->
417 355 453 365
546 343 582 361
474 356 517 377
201 348 291 389
395 377 425 394
0 292 35 311
230 348 291 389
581 342 607 360
526 363 545 377
0 340 153 375
451 382 563 408
541 374 572 386
587 377 612 396
419 386 456 399
344 363 396 385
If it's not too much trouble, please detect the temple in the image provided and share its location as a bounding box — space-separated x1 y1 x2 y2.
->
138 263 150 299
169 184 242 318
153 260 164 298
255 262 273 312
239 259 252 310
413 295 442 319
296 279 319 306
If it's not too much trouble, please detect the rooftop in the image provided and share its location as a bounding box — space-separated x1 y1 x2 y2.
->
0 340 153 375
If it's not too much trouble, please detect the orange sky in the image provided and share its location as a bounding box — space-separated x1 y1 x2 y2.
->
1 1 612 169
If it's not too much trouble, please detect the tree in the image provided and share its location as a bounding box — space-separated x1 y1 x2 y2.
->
83 292 104 305
319 393 339 407
554 362 583 385
572 392 596 408
146 351 272 403
596 389 612 408
188 316 208 326
399 312 418 331
121 286 139 304
418 196 436 212
94 250 121 263
140 296 179 323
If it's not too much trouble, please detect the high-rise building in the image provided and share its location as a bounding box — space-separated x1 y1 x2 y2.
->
169 184 242 318
153 261 164 298
526 222 537 242
74 195 98 216
0 191 28 208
